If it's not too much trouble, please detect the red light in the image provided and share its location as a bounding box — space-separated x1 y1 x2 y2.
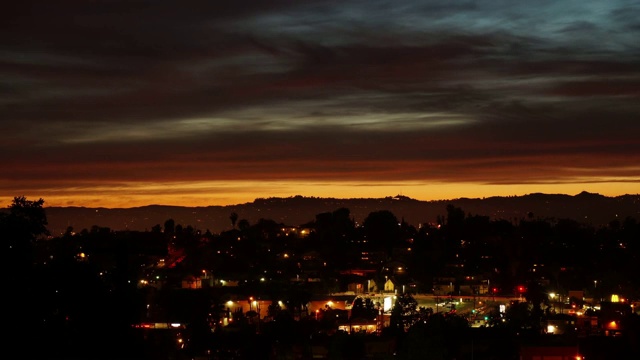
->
517 286 525 293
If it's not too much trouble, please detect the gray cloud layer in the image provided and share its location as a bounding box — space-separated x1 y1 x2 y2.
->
2 0 639 197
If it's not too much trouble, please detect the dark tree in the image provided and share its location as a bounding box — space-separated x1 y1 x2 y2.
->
267 300 282 318
350 297 378 321
445 204 465 229
2 196 49 274
164 218 175 234
2 196 49 243
229 212 238 229
389 292 419 331
362 210 400 255
238 218 250 232
400 310 474 360
1 197 50 352
284 287 311 319
313 207 356 263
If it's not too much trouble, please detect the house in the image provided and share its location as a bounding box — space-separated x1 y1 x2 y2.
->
181 275 201 289
433 279 456 296
337 318 378 334
347 282 365 294
383 278 395 293
367 278 379 293
544 314 577 335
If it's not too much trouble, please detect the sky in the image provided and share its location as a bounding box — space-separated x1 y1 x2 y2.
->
2 0 639 208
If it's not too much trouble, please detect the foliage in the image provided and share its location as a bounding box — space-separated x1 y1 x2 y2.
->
2 196 49 274
350 297 378 321
390 292 419 331
229 212 238 229
1 196 49 243
267 300 282 318
363 210 401 255
398 312 470 360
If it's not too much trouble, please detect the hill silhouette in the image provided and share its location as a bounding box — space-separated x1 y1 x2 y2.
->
38 192 640 236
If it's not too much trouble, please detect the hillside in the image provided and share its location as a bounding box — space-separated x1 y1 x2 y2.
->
40 192 640 236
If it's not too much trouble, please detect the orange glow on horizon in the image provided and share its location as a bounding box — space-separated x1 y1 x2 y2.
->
1 179 637 208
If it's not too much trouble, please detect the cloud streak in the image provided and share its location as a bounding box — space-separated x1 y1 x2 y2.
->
2 0 639 206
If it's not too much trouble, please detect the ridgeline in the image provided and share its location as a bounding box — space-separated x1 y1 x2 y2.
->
42 192 639 236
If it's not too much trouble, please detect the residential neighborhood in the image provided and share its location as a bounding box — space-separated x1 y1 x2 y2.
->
3 196 640 359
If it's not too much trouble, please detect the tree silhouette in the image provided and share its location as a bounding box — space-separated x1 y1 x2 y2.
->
362 210 400 256
349 297 378 321
267 300 282 318
523 280 549 333
2 196 49 272
284 287 311 319
229 212 238 229
389 292 419 331
313 207 355 263
1 197 50 351
445 204 465 229
2 196 49 243
238 218 250 232
163 218 175 234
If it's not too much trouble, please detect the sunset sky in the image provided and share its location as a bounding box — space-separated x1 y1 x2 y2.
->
2 1 639 208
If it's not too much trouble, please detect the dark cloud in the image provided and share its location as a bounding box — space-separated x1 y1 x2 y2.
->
2 1 639 205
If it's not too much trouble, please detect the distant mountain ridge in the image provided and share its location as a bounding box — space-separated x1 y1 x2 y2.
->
42 192 639 236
